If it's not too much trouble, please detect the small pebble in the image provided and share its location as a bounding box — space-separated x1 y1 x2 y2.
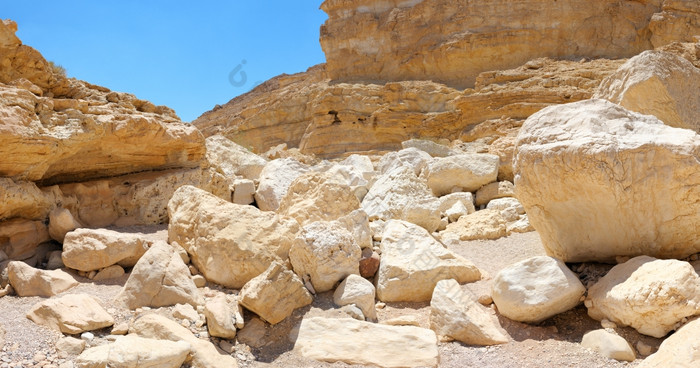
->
80 332 94 342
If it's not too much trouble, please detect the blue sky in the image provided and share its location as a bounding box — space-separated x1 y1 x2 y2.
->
4 1 328 122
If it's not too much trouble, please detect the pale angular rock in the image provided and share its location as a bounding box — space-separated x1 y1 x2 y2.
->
438 192 476 217
239 262 313 324
595 50 700 132
56 336 85 357
26 294 114 334
402 139 454 157
581 329 635 362
586 256 700 338
7 261 78 297
492 256 585 323
443 210 507 241
289 221 361 292
0 219 50 260
255 158 310 211
130 313 238 368
362 166 442 233
205 135 267 180
444 201 469 223
340 154 374 173
92 265 125 281
514 99 700 262
376 220 481 302
334 209 372 249
377 147 432 176
204 295 237 339
294 317 438 368
48 208 82 243
424 154 499 196
383 315 421 327
278 172 360 226
475 181 515 207
507 215 535 233
116 241 201 309
430 279 508 345
231 178 255 205
637 317 700 368
168 185 299 288
333 274 377 321
75 335 190 368
0 178 54 222
172 303 199 322
61 228 150 272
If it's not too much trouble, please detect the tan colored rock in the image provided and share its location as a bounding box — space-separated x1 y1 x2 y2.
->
205 135 267 180
204 295 237 339
333 274 377 322
255 158 310 211
237 317 267 348
335 209 372 249
475 181 515 207
581 329 636 362
402 139 454 157
514 99 700 262
26 294 114 334
168 185 299 288
130 313 238 368
649 1 700 48
75 335 190 368
172 303 199 322
430 279 508 346
231 178 255 205
289 221 361 293
586 256 700 338
0 178 54 222
492 256 585 323
595 50 700 131
7 261 78 297
0 219 50 260
424 154 499 196
48 208 81 243
362 166 442 233
320 0 671 88
116 241 201 309
56 336 85 357
377 220 481 302
238 262 313 324
443 210 507 241
92 265 125 281
637 317 700 368
294 316 438 368
61 228 150 272
278 172 360 226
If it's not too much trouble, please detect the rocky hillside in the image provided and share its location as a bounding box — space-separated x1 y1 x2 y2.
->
0 1 699 368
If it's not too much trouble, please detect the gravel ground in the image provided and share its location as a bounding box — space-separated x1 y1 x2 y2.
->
0 230 666 368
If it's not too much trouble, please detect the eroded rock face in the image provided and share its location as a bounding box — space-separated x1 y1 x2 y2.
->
514 99 700 262
61 228 151 272
168 185 299 288
26 294 114 334
278 172 360 226
586 256 700 338
7 261 78 297
319 0 675 88
595 50 700 131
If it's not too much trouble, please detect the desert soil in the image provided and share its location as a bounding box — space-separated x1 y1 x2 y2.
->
0 229 666 368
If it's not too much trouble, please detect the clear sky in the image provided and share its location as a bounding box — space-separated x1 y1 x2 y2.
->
4 1 328 122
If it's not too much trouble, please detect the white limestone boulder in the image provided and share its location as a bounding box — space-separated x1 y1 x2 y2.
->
61 228 151 272
278 172 360 226
255 158 310 211
27 294 114 334
333 274 377 321
424 154 499 196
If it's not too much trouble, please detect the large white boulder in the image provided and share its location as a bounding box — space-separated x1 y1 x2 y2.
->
27 294 114 334
62 228 150 272
168 185 299 288
514 99 700 262
75 335 190 368
255 158 310 211
278 172 360 226
376 220 481 302
637 318 700 368
423 154 499 196
492 256 585 323
595 50 700 132
586 256 700 338
377 147 431 176
205 135 267 180
580 329 635 362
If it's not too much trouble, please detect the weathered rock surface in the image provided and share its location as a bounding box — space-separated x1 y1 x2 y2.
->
117 241 201 309
168 185 299 288
294 317 439 368
61 228 150 272
238 262 313 324
205 134 267 181
255 158 310 211
586 256 700 338
581 329 636 362
75 335 190 368
514 99 700 262
595 50 700 131
0 219 50 260
376 220 481 302
289 221 361 293
333 274 377 321
130 313 238 368
492 256 585 323
475 181 515 207
430 279 509 346
204 295 237 339
637 317 700 368
649 1 700 48
7 261 78 297
48 207 81 243
424 154 499 196
278 172 360 226
443 210 507 241
26 294 114 334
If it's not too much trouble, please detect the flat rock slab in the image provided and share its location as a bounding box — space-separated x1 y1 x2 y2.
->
294 317 438 368
75 335 190 368
27 293 114 334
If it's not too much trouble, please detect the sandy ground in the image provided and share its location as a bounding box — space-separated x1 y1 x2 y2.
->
0 229 669 368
